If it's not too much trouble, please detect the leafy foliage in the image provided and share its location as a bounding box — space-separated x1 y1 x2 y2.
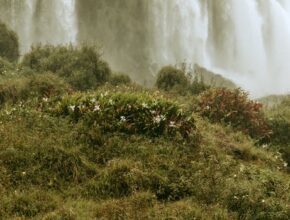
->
0 72 71 105
197 88 271 140
0 57 13 75
49 91 197 141
109 72 132 86
156 66 189 93
190 76 210 95
21 45 111 90
0 22 19 62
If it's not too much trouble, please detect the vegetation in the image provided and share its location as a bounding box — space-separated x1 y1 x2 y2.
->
21 45 112 90
0 22 19 62
155 65 210 95
156 65 190 93
109 72 132 86
264 97 290 169
0 72 71 105
0 30 290 219
196 88 271 141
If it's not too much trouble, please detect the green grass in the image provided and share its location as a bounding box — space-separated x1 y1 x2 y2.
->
0 84 289 219
0 43 289 219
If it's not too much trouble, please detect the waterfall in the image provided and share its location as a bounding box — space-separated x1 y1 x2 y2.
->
1 0 290 96
0 0 77 52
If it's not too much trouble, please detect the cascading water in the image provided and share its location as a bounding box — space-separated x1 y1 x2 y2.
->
0 0 77 52
1 0 290 97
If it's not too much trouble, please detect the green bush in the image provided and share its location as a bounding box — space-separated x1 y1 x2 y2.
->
155 66 189 93
0 72 72 105
0 22 19 62
197 88 271 140
110 72 132 86
267 117 290 147
27 73 72 98
49 91 197 141
0 57 13 75
190 76 210 95
21 45 111 90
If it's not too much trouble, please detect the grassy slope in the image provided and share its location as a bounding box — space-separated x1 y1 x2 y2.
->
0 86 290 220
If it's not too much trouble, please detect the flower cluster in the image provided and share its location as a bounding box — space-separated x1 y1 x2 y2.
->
50 92 196 140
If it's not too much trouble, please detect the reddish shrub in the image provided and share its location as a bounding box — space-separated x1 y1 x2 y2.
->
197 88 271 140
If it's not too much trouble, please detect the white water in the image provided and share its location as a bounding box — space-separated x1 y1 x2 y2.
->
1 0 290 97
0 0 77 52
150 0 290 96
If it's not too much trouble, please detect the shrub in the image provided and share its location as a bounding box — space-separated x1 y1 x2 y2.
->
110 72 132 86
155 66 189 93
49 91 197 141
190 76 210 95
27 73 72 98
0 22 19 62
0 57 13 75
0 73 72 105
20 45 111 90
267 117 290 147
197 88 271 140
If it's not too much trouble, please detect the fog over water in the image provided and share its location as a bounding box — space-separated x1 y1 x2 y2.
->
1 0 290 97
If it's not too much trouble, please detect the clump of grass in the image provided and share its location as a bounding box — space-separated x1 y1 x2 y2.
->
0 190 58 218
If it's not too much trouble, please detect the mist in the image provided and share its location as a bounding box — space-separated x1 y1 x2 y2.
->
1 0 290 97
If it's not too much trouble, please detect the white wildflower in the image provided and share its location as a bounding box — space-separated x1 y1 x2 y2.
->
261 199 265 203
262 144 268 149
69 105 75 111
22 171 26 176
153 115 166 124
94 104 100 112
120 116 126 122
142 102 148 108
153 115 161 124
109 99 114 105
284 162 288 167
233 174 237 178
42 97 48 102
233 196 238 200
206 105 210 110
169 121 176 128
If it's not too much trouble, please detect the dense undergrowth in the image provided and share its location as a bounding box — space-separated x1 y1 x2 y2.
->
0 23 290 219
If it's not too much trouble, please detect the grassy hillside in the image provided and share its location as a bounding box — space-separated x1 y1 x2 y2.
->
0 43 290 219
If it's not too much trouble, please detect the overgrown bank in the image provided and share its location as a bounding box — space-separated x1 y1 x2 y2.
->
0 22 290 219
